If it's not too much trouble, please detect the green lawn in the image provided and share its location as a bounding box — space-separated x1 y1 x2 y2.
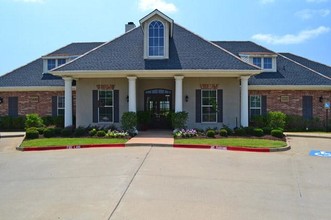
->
21 138 128 147
175 138 286 148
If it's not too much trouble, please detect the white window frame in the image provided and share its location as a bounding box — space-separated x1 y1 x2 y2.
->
45 58 68 72
148 20 165 58
251 56 275 71
201 89 218 123
57 96 65 116
98 90 114 123
249 95 262 117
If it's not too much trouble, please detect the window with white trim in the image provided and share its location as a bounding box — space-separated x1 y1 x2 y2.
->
47 59 67 71
98 90 113 122
253 57 262 68
252 57 273 70
263 57 272 69
57 96 65 116
249 95 261 117
201 90 217 123
148 20 165 57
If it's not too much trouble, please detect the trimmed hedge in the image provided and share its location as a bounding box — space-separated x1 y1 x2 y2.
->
43 128 56 138
26 127 39 139
271 129 284 138
206 130 215 138
219 129 228 137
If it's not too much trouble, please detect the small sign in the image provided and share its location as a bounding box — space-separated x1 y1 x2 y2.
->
211 146 227 150
280 96 289 102
96 84 115 90
325 102 330 109
67 145 81 149
200 84 219 89
309 150 331 158
29 96 39 103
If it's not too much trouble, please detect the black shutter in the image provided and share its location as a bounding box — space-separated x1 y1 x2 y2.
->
114 90 119 123
217 89 223 122
196 90 201 123
92 90 98 123
52 96 58 117
261 95 267 116
303 96 313 119
8 97 18 117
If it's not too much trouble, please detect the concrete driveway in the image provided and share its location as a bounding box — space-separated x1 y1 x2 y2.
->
0 137 330 220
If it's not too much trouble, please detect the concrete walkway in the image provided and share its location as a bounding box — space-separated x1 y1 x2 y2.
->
285 132 331 139
125 130 174 147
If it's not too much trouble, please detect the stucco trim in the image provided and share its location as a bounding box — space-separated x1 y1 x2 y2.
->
249 85 331 90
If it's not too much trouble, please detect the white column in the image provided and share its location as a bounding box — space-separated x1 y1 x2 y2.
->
175 76 184 112
240 76 250 127
127 76 137 112
63 77 73 127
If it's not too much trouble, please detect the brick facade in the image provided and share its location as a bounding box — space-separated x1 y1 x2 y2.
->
249 90 331 120
0 91 76 116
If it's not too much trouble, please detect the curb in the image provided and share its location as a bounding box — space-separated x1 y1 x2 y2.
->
17 143 125 152
125 143 173 148
285 133 331 139
173 144 291 152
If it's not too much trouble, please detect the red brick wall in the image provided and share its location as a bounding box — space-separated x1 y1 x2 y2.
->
249 90 331 119
0 91 76 116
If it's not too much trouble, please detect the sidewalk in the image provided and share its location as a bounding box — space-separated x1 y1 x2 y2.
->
0 132 25 138
125 130 174 147
285 132 331 139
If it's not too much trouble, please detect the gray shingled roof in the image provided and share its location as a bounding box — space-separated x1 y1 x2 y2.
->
0 42 103 87
215 41 331 86
280 53 331 78
55 24 259 72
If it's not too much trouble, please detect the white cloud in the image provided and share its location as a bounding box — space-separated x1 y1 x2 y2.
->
138 0 177 13
295 9 330 19
252 26 330 44
306 0 329 3
15 0 45 3
259 0 275 4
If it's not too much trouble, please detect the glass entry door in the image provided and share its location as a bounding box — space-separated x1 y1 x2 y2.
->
144 89 172 129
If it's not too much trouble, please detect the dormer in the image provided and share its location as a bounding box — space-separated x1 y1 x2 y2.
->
139 9 174 59
42 55 77 74
239 52 277 72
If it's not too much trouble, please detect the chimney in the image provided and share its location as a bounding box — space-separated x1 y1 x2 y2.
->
125 22 136 32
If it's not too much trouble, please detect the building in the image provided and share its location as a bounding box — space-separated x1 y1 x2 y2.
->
0 10 330 129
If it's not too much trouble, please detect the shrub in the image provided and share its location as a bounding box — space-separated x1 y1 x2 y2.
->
0 116 12 130
43 128 56 138
89 128 97 136
219 129 228 137
171 111 188 129
25 127 39 139
137 111 151 130
250 115 267 128
206 129 215 138
234 127 246 136
61 126 73 137
262 127 272 135
222 125 233 136
96 130 106 137
12 116 25 130
42 116 55 126
267 111 286 130
173 129 198 138
53 127 62 136
253 128 264 137
121 112 137 131
271 129 284 138
106 130 129 138
54 116 64 128
74 126 86 137
37 127 44 135
25 114 44 128
244 126 255 136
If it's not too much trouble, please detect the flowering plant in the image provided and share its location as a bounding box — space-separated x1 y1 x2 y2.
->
173 129 198 138
106 130 129 138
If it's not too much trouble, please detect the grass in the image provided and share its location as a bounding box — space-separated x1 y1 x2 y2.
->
175 138 286 148
21 138 128 147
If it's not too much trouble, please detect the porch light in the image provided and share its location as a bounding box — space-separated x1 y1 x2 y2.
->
0 97 3 104
126 95 129 102
319 96 324 103
185 95 189 102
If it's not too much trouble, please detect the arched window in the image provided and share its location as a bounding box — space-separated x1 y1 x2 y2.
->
149 20 164 56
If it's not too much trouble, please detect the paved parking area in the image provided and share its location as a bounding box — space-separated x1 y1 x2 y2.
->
0 137 330 220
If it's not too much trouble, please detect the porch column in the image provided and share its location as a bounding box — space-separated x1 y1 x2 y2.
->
63 77 73 127
240 76 250 127
174 76 184 112
127 76 137 112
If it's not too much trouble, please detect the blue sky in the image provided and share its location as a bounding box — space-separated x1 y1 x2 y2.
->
0 0 330 76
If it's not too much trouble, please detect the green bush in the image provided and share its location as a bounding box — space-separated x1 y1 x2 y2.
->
42 116 55 126
267 111 286 130
219 129 228 137
234 127 246 136
61 126 73 137
244 126 255 136
89 128 97 136
96 130 106 137
137 111 151 130
250 115 267 128
262 127 272 135
206 129 215 138
74 126 86 137
12 117 25 130
43 128 55 138
25 127 39 139
271 129 284 138
222 125 233 136
171 111 188 129
0 116 12 130
37 127 44 135
54 116 64 128
25 114 44 128
121 112 137 131
253 128 264 137
53 127 62 136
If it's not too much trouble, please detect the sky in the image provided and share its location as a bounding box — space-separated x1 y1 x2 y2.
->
0 0 330 76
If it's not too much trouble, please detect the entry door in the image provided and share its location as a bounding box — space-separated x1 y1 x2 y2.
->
145 89 172 129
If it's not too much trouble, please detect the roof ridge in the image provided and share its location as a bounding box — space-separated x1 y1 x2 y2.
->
280 52 331 69
278 53 331 81
52 26 141 72
174 23 260 71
